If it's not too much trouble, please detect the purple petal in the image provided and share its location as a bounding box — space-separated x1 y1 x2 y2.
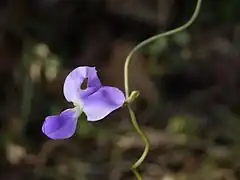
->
82 86 125 121
63 66 102 103
42 108 79 139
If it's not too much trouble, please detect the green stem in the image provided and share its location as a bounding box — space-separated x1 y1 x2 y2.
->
127 105 150 169
123 0 202 179
124 0 202 97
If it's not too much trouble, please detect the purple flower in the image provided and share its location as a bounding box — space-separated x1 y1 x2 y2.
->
42 66 125 139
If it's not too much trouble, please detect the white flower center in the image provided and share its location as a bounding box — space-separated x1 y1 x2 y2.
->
73 101 83 117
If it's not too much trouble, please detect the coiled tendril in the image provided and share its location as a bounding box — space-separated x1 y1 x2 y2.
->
124 0 202 179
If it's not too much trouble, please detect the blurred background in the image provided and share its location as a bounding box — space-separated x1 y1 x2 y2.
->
0 0 240 179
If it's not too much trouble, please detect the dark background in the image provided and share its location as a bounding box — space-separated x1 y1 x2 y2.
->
0 0 240 179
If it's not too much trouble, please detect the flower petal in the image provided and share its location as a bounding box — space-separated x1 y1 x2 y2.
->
82 86 125 121
42 108 79 139
63 66 102 103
